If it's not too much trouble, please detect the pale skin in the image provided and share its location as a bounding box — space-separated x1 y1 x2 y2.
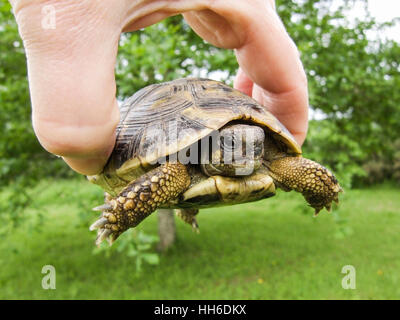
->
9 0 308 175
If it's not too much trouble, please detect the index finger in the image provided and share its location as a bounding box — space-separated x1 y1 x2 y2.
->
234 5 309 145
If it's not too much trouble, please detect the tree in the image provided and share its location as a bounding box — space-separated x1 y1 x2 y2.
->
277 0 400 186
157 209 176 251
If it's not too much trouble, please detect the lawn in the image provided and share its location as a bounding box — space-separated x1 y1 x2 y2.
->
0 178 399 299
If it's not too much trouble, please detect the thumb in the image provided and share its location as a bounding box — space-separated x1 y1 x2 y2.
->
11 1 124 174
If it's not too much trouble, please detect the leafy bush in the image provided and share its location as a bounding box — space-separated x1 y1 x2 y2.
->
116 15 236 97
93 229 160 274
280 0 400 187
357 139 400 186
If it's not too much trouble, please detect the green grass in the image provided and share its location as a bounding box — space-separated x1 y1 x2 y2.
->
0 178 400 299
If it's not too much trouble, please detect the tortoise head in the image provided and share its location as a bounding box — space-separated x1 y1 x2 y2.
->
201 124 265 177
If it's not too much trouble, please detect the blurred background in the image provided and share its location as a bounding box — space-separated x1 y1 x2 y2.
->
0 0 399 299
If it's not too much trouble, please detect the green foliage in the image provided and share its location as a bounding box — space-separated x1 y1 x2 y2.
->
304 120 367 188
0 2 64 184
277 0 400 186
116 15 236 98
0 1 75 226
360 139 400 186
93 229 160 274
0 1 38 184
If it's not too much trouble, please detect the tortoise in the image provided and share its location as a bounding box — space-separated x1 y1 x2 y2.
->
88 78 342 245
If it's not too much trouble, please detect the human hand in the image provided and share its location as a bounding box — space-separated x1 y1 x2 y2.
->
183 0 308 146
10 0 308 175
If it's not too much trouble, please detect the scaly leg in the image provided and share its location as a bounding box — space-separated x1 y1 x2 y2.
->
267 156 343 215
176 208 200 233
90 162 190 245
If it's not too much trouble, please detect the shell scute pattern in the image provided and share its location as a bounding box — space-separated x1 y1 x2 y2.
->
107 78 300 180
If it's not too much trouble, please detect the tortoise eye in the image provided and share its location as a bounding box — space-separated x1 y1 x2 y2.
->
221 135 236 149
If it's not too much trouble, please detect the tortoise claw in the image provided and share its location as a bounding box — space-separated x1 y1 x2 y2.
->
106 237 114 246
175 208 200 233
96 229 112 246
192 219 200 234
92 204 113 212
89 217 108 231
90 203 123 246
108 233 120 246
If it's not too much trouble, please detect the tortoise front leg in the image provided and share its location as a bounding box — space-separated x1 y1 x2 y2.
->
267 157 343 215
90 162 190 246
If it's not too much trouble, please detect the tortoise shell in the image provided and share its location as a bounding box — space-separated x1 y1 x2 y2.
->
95 78 301 194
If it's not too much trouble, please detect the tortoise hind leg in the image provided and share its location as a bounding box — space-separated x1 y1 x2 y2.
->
176 208 200 233
90 162 190 246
